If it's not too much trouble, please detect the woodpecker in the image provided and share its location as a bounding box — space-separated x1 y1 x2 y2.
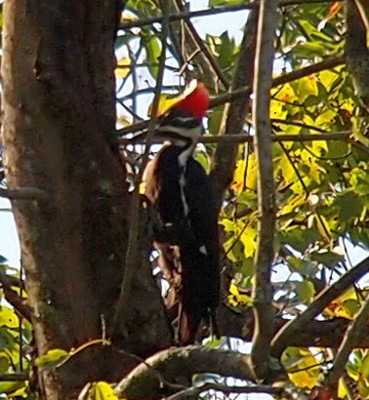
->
143 82 220 345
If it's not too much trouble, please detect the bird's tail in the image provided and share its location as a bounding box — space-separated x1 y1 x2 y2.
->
178 302 203 346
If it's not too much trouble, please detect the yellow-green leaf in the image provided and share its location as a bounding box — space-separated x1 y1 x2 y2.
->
35 349 70 371
0 307 19 328
91 382 121 400
297 280 315 304
115 58 131 79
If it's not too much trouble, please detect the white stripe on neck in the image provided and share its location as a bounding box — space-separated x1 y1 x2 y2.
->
178 143 195 217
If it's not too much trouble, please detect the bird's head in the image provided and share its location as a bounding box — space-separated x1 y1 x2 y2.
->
174 81 209 120
157 81 210 147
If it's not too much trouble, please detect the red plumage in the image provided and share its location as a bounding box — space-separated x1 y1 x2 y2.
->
175 81 209 119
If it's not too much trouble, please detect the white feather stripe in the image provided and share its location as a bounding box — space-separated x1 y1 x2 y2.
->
157 125 201 141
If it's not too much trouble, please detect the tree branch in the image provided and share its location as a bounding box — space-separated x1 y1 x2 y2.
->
163 382 281 400
355 0 369 30
117 56 345 138
0 269 32 322
120 1 343 30
120 132 351 146
271 255 369 357
209 10 258 212
0 373 28 381
172 0 230 89
345 0 369 110
0 187 49 201
327 296 369 386
250 0 278 379
217 302 369 348
120 4 256 30
115 346 258 400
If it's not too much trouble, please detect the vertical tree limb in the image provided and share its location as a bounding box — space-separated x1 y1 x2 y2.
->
250 0 278 379
209 9 258 213
345 0 369 110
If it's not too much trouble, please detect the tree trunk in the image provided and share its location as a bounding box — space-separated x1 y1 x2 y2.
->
1 1 171 398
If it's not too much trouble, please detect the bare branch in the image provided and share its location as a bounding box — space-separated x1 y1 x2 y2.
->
355 0 369 30
0 373 28 381
209 10 258 212
117 56 345 138
271 255 369 357
217 302 369 348
120 132 351 146
345 0 369 110
250 0 278 380
115 346 258 400
163 382 280 400
120 4 256 30
327 296 369 385
0 269 32 322
120 1 343 30
0 187 49 201
172 0 230 89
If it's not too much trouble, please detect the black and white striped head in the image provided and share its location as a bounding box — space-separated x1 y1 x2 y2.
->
156 81 209 148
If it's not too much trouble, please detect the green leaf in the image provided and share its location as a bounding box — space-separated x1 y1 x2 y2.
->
309 250 344 269
208 107 224 135
280 228 320 253
296 76 318 102
35 348 70 371
0 381 25 395
240 226 257 258
0 352 10 373
208 0 245 6
287 256 318 277
89 382 120 400
193 151 210 173
142 31 161 79
361 354 369 380
0 307 19 329
293 42 328 58
237 192 257 207
297 280 315 304
333 192 363 223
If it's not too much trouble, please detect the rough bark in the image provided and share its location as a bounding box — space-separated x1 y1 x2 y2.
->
209 10 258 212
345 0 369 110
1 1 171 398
115 346 256 400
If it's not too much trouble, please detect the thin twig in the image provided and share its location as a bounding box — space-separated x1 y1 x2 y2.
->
120 0 343 30
251 0 278 380
120 4 256 30
120 132 352 146
113 2 170 335
114 348 186 392
173 0 230 89
0 373 28 381
162 382 280 400
278 141 332 240
271 255 369 357
271 118 328 133
117 56 345 138
115 346 255 399
0 269 32 322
